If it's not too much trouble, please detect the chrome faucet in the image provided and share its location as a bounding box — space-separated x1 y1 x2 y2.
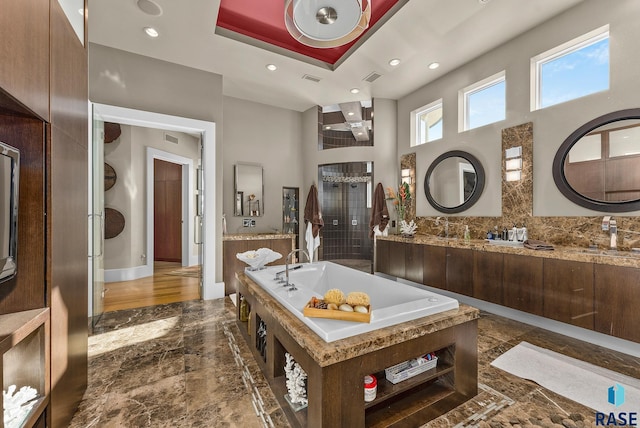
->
285 249 310 290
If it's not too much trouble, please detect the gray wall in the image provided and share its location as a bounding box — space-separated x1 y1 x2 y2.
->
223 96 304 235
397 0 640 217
88 43 225 281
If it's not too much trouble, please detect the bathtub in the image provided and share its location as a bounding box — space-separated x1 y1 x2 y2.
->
244 261 459 342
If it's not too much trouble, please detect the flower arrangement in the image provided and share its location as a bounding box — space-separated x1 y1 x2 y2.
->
387 182 411 222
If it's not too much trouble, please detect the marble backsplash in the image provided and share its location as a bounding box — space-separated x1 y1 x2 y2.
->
412 122 640 251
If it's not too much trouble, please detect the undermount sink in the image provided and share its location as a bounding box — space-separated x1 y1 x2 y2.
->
485 239 524 248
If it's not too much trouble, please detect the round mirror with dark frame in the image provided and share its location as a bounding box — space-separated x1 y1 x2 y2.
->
424 150 485 214
553 108 640 212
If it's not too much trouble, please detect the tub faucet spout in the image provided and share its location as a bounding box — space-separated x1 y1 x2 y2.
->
285 249 310 290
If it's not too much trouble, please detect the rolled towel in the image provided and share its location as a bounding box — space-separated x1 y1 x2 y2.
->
524 239 554 250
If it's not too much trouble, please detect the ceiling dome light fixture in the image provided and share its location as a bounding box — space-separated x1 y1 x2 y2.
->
389 58 401 66
284 0 370 48
266 64 277 71
428 62 440 70
144 27 159 38
350 88 360 94
137 0 163 16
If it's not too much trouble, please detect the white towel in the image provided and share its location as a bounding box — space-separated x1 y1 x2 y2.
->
305 223 320 262
373 224 388 237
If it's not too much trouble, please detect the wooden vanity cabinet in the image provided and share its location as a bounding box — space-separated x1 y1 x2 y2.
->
473 251 503 305
388 240 407 279
446 248 474 296
594 264 640 343
375 239 390 275
543 259 594 329
405 243 424 284
423 245 446 289
502 254 543 316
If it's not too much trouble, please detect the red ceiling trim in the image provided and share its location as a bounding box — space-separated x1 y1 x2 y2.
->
216 0 400 66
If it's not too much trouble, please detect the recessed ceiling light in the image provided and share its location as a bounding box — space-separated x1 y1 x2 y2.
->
266 64 277 71
389 58 401 67
350 88 360 94
428 62 440 70
144 27 159 38
347 112 355 116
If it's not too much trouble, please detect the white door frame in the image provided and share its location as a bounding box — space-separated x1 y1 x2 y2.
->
147 148 195 267
91 103 222 300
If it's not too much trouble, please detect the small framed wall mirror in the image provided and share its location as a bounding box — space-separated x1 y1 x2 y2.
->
553 108 640 212
234 163 264 216
424 150 485 214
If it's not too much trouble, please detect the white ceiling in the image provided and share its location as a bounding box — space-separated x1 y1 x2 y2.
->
88 0 584 112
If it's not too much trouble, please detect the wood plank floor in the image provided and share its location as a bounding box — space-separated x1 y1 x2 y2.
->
103 261 200 313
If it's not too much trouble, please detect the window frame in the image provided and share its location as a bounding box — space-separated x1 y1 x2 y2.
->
458 70 506 132
530 25 609 112
410 99 443 147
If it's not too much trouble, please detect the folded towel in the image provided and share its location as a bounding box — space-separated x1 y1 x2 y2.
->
524 239 554 250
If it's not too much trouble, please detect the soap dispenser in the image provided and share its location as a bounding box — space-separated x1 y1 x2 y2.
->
521 224 528 242
510 224 517 241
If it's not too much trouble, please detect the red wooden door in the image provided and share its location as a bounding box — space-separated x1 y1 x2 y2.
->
154 159 182 262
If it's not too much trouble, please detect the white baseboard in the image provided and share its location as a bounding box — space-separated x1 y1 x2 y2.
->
202 281 225 300
105 265 153 283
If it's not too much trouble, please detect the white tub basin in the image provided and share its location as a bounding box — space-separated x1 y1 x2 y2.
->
245 261 459 342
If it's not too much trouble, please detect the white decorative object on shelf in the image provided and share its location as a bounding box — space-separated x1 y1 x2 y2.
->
284 352 308 409
3 385 39 428
399 220 417 237
236 248 282 270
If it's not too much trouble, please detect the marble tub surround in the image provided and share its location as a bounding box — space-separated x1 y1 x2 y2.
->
237 271 479 366
378 234 640 268
414 122 640 251
68 298 640 427
223 233 296 241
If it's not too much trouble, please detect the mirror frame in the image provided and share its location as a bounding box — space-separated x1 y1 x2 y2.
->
552 108 640 213
424 150 485 214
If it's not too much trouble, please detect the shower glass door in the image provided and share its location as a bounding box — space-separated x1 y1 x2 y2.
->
90 106 105 327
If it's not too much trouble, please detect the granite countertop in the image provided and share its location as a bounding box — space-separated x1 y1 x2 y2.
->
377 235 640 268
223 233 295 241
237 272 480 367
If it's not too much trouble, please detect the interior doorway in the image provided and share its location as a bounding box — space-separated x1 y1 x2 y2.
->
154 158 183 263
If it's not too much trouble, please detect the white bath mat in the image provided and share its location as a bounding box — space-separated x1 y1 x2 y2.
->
491 341 640 414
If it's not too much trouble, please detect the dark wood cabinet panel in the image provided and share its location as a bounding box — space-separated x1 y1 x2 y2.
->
503 254 543 316
48 128 88 428
270 239 294 264
388 241 407 279
543 259 594 329
0 0 50 120
375 239 390 275
223 241 248 296
473 251 503 305
223 238 293 295
423 245 446 289
594 264 640 343
446 248 474 296
0 114 46 314
405 243 424 284
50 0 88 148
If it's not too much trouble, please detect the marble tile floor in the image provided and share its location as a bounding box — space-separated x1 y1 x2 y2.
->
70 298 640 427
